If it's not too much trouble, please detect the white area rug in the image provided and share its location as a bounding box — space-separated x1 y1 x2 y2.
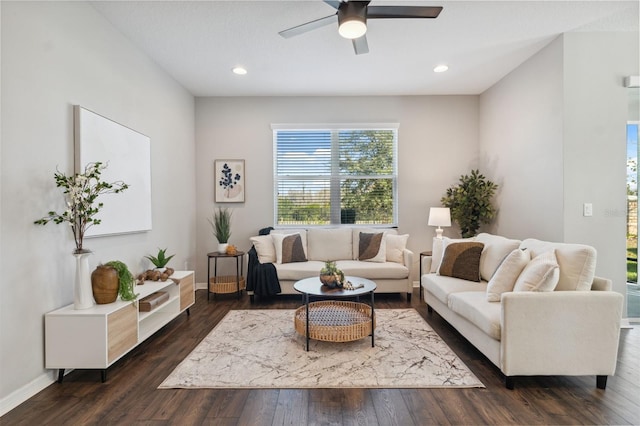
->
159 309 484 389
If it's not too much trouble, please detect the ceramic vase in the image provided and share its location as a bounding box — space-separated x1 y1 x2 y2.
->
74 251 95 310
91 264 119 304
218 243 229 253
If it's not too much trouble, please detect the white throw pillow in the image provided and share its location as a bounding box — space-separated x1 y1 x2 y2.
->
475 233 522 281
358 232 386 263
486 248 530 302
430 237 476 273
385 234 409 264
250 235 276 264
513 250 560 292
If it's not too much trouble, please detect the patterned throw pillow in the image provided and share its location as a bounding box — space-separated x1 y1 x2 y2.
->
438 242 485 282
272 233 307 264
358 232 386 262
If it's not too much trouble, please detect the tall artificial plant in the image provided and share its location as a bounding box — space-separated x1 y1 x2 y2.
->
441 169 498 238
208 208 232 244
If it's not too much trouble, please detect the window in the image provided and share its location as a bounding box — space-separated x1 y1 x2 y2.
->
273 124 398 226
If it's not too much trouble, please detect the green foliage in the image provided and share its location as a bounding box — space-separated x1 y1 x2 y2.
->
105 260 138 301
441 169 498 238
208 208 232 243
340 131 394 223
34 162 129 253
628 247 637 283
145 248 175 268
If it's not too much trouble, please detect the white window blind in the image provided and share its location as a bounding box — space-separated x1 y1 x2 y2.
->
273 124 398 226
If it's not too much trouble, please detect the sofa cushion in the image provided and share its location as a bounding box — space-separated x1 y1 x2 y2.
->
438 241 484 282
519 239 595 291
352 228 397 259
448 292 502 341
385 234 409 264
270 229 308 257
513 250 560 292
423 274 487 306
475 233 522 281
358 232 386 262
336 260 409 280
273 260 327 281
486 248 530 302
430 237 475 273
307 228 352 261
250 235 277 264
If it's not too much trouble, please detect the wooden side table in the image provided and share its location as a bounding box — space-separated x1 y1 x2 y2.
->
419 251 432 302
206 251 245 301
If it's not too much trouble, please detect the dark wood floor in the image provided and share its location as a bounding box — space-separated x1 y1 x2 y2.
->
3 289 639 425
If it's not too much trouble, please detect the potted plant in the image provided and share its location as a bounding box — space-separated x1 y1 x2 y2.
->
441 169 498 238
145 248 175 271
208 208 232 252
319 261 345 288
34 162 128 310
104 260 138 302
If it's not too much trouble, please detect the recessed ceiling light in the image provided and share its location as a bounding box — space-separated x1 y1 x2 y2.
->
433 64 449 73
232 67 247 75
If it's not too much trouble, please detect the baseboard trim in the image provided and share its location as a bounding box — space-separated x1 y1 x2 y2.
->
196 282 207 290
0 370 57 416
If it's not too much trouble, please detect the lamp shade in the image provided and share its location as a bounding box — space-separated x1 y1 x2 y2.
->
428 207 451 227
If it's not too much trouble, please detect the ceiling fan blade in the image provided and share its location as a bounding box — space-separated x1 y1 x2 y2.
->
366 6 443 19
352 34 369 55
323 0 343 10
279 14 337 39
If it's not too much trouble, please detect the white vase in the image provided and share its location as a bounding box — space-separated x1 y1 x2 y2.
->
217 243 229 253
73 251 95 310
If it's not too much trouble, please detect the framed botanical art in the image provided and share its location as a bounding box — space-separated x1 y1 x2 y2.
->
214 159 245 203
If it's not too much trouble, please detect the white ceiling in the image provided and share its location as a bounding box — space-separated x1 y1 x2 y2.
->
91 0 639 97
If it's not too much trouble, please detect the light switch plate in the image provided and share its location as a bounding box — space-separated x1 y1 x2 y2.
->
583 203 593 217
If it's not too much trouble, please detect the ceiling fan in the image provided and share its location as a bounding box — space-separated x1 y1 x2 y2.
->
278 1 443 55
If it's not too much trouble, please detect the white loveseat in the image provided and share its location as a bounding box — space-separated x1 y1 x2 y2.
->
421 233 624 389
248 227 414 301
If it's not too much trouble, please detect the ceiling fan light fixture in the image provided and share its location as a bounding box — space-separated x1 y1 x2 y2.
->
339 19 367 39
338 2 367 39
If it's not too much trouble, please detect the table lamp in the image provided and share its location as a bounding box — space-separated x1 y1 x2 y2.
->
428 207 451 239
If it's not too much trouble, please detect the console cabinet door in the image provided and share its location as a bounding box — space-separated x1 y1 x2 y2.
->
107 303 138 364
178 273 195 312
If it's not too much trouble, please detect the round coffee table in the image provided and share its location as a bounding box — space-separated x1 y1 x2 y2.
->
293 276 376 351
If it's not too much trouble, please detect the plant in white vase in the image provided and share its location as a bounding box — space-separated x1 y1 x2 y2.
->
34 162 128 309
208 208 232 253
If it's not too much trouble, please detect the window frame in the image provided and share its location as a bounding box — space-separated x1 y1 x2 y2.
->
272 123 399 228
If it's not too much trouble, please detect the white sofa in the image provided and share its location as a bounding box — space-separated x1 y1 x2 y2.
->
248 227 414 301
421 233 624 389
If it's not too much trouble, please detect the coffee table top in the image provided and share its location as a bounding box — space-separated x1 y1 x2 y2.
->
293 276 376 297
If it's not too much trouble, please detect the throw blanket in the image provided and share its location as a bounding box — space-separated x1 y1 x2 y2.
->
247 227 281 296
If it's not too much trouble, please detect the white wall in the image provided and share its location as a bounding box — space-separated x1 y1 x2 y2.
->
562 32 639 310
0 2 195 413
194 96 479 282
479 31 639 312
479 37 565 241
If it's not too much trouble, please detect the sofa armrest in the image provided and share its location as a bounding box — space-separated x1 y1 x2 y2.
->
421 255 433 276
500 291 623 377
402 249 414 276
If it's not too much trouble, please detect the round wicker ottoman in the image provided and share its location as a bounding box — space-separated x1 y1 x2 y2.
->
294 300 375 343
